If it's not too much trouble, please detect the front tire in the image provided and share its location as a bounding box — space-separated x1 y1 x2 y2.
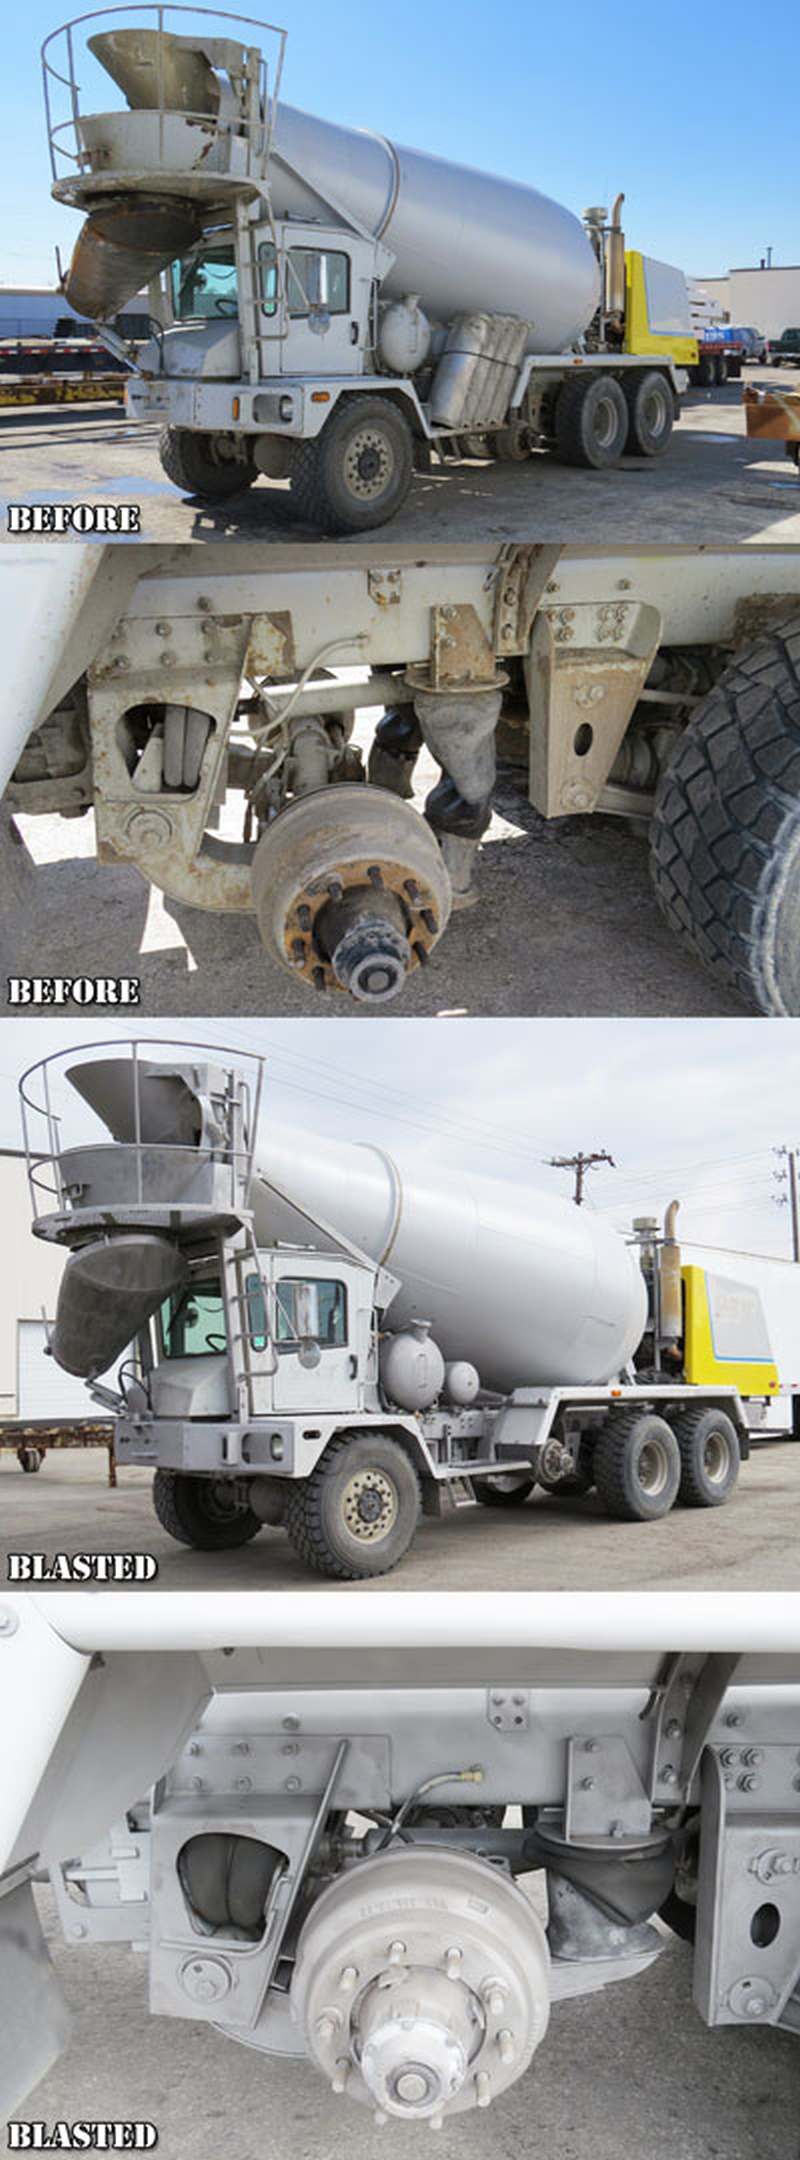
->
671 1407 740 1507
624 371 674 457
554 373 629 468
284 1432 420 1579
152 1468 262 1550
594 1411 681 1522
290 397 414 534
17 1446 44 1473
649 615 800 1012
159 428 257 500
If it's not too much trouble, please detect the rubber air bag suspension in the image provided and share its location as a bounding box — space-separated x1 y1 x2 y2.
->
178 1833 285 1941
414 686 502 902
52 1233 189 1378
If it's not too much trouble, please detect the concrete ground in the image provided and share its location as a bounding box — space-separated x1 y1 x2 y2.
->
4 1888 797 2160
3 754 751 1018
1 1439 797 1592
1 370 799 545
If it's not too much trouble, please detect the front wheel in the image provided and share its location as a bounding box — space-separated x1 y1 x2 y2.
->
152 1468 262 1550
554 373 629 468
593 1411 681 1522
159 427 257 500
624 371 674 457
671 1407 740 1507
17 1446 44 1473
290 397 414 534
284 1432 420 1579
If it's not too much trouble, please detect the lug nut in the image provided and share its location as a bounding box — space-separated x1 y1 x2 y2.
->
444 1946 463 1978
331 2060 349 2094
475 2072 492 2109
497 2030 515 2065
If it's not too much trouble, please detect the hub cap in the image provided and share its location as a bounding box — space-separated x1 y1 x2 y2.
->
343 427 395 502
703 1429 731 1483
637 1435 671 1497
341 1467 398 1542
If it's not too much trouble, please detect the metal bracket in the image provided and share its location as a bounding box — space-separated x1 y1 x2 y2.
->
694 1750 800 2028
648 1652 741 1803
487 1688 530 1732
565 1736 652 1844
491 544 562 657
367 569 403 609
526 599 663 817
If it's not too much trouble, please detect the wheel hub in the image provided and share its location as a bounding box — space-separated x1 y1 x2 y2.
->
342 1468 397 1541
292 1847 550 2122
250 784 452 1001
345 430 394 501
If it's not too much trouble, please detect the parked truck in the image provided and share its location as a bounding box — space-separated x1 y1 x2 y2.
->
2 1592 799 2128
40 8 700 530
5 543 800 1014
20 1039 783 1579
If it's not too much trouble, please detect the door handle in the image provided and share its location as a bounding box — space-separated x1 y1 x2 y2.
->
350 321 359 345
348 1354 358 1377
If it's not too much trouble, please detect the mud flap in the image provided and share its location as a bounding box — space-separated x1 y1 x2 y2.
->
0 1880 72 2115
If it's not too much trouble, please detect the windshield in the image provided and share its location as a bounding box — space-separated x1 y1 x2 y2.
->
160 1281 227 1358
170 243 237 322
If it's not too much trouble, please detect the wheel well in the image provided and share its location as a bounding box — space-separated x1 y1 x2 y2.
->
328 385 426 439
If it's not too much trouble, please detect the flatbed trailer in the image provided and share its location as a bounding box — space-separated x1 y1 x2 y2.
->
0 372 125 408
0 1419 116 1482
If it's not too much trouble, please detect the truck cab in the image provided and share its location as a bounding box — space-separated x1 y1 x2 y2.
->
149 220 386 383
148 1247 379 1422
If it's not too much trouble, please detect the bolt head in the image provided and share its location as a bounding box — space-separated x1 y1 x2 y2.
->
665 1719 682 1740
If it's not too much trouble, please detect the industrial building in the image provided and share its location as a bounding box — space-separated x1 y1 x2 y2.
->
0 1150 87 1419
696 262 800 339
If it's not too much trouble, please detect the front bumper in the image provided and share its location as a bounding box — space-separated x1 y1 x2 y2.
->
116 1417 296 1475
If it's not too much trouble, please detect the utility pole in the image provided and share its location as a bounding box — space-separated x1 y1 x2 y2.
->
772 1145 800 1261
545 1149 615 1206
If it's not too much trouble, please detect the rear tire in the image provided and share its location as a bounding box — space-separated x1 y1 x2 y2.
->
697 355 716 387
472 1472 536 1507
649 616 800 1013
715 356 729 385
554 373 629 468
17 1446 44 1473
159 427 257 499
593 1411 681 1522
624 370 674 457
671 1406 740 1507
290 397 414 534
284 1432 420 1579
152 1468 262 1550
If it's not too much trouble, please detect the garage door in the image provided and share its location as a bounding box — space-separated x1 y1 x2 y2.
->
17 1321 95 1419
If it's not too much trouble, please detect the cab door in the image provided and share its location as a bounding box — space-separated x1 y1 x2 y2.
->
257 1257 372 1413
257 226 368 376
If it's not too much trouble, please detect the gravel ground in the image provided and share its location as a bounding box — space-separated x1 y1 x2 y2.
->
1 1440 796 1592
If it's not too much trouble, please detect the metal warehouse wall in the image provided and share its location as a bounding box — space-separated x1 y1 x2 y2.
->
693 267 800 340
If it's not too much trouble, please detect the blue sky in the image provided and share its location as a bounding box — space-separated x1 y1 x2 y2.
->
2 0 797 289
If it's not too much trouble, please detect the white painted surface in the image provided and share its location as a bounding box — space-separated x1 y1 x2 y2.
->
17 1321 92 1419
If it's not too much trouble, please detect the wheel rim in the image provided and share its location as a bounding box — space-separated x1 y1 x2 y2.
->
643 387 668 437
637 1434 671 1497
343 427 396 502
341 1466 398 1542
703 1429 731 1484
592 396 619 450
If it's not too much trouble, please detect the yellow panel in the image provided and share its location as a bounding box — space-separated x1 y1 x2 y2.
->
624 249 698 364
682 1264 779 1395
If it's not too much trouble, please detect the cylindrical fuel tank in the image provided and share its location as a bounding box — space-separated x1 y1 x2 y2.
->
270 105 600 352
251 1129 647 1390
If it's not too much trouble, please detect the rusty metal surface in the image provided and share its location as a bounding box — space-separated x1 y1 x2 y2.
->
743 384 800 442
732 592 800 644
491 545 562 656
406 604 506 693
251 783 451 993
244 610 296 678
526 601 663 819
0 375 125 406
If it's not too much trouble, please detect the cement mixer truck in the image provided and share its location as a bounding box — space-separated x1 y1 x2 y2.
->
20 1040 770 1579
40 9 699 530
2 1594 800 2132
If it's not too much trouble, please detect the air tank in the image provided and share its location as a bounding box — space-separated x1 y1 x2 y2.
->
270 104 601 353
251 1128 647 1391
